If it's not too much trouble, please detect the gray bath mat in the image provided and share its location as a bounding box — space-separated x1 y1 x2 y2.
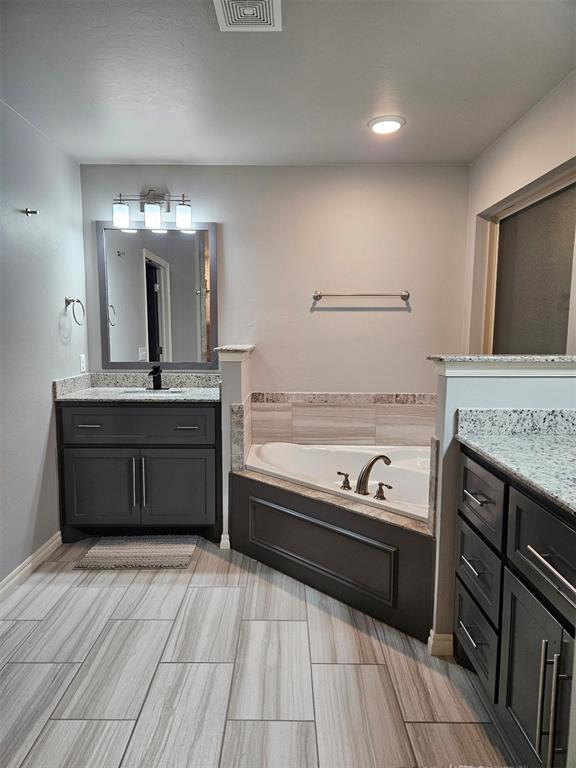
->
74 535 198 570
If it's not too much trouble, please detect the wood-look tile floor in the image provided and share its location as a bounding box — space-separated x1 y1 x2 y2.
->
0 537 516 768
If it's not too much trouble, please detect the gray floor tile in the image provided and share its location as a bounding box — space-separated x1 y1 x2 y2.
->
220 721 318 768
20 720 133 768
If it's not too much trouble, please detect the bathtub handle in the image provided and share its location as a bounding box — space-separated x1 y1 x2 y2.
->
337 472 352 491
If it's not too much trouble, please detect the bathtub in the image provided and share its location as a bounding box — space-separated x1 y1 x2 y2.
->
246 442 430 521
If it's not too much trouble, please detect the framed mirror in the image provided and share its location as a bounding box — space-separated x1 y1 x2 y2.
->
96 222 218 369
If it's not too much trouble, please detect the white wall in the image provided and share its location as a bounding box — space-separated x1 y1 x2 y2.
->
464 70 576 350
81 164 469 392
0 101 86 580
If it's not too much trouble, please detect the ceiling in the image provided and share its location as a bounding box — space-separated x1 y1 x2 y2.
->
1 0 574 164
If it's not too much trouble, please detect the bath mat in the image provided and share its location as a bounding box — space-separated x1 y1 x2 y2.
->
74 535 198 570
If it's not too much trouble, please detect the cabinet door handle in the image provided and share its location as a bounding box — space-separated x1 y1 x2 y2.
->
535 639 548 754
176 425 199 430
141 457 146 507
458 620 479 650
464 488 492 507
460 554 481 578
77 424 102 429
526 545 576 599
547 653 561 767
131 457 137 509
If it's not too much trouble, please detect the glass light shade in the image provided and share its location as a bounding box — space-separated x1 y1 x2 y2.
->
144 202 162 229
112 202 130 229
175 203 192 229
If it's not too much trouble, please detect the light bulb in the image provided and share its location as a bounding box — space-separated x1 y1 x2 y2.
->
175 202 192 230
144 202 162 229
112 201 130 228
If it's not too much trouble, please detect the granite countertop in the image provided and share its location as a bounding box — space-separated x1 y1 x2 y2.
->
56 386 221 403
429 354 576 363
457 432 576 517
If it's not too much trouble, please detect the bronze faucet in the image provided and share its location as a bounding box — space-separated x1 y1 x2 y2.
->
355 454 392 495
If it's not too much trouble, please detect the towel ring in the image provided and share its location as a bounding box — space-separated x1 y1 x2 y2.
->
108 303 117 327
65 297 85 326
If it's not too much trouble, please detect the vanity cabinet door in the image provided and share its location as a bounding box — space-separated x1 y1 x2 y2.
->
498 569 571 767
140 449 215 526
63 448 140 525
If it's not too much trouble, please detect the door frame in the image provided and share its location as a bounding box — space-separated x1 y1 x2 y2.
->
142 248 173 362
479 163 576 354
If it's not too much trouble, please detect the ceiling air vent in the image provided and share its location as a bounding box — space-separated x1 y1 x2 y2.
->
213 0 282 31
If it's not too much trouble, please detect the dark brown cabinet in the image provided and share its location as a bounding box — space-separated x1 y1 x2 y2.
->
454 448 575 768
498 569 573 768
57 402 221 541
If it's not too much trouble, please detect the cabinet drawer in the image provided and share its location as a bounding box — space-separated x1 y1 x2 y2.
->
60 406 216 445
458 454 506 550
454 577 499 701
508 489 576 625
456 515 502 627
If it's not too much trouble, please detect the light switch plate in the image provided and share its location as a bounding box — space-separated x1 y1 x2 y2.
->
79 354 86 372
138 347 148 361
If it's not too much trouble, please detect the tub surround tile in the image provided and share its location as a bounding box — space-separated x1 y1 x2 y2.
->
0 663 80 768
120 663 233 768
458 407 576 436
162 587 245 662
251 392 436 405
375 404 435 445
306 588 385 664
229 620 314 720
312 664 415 768
233 469 432 536
230 402 246 471
220 721 318 768
20 720 134 768
292 404 376 445
53 619 172 719
458 433 576 518
429 354 576 363
251 403 293 443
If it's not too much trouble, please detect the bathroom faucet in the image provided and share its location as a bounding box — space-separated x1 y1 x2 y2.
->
149 365 163 390
355 454 392 495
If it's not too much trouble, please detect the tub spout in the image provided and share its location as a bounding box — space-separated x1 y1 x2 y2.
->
355 454 392 495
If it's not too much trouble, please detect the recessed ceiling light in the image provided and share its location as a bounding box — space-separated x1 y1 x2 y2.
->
368 116 406 135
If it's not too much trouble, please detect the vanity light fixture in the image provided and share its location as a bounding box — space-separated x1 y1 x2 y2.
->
368 115 406 135
144 202 162 229
181 230 197 235
151 229 168 234
175 196 193 230
112 196 130 228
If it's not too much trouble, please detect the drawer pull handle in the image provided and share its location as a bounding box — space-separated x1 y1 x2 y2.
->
460 555 481 578
526 545 576 599
464 489 492 508
458 620 482 650
176 425 199 430
535 639 548 753
77 424 102 429
547 653 561 767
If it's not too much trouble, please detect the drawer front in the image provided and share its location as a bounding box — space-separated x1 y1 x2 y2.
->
60 406 216 445
508 489 576 625
459 454 506 550
456 515 502 627
454 577 499 701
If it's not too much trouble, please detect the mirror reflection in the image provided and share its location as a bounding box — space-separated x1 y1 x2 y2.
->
103 228 212 364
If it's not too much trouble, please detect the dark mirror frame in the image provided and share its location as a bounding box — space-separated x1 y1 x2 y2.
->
96 221 219 370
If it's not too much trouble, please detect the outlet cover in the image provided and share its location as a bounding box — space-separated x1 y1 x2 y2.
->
138 347 148 362
79 354 86 372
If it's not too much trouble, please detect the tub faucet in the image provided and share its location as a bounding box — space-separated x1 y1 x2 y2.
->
337 471 351 490
355 454 392 495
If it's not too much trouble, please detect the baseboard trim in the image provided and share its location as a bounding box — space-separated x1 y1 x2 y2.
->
428 630 454 656
0 532 62 599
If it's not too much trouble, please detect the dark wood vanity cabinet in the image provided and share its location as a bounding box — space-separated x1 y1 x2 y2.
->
57 402 221 541
454 450 575 768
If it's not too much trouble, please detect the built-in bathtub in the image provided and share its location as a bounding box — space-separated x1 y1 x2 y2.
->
246 442 430 522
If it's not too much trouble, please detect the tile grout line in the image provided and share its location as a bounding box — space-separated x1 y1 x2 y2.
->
304 586 322 768
217 580 249 768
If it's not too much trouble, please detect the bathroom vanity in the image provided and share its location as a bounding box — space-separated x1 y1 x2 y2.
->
453 440 575 768
56 387 222 543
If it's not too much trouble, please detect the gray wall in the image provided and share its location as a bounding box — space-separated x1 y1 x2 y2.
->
81 164 469 392
0 101 86 580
